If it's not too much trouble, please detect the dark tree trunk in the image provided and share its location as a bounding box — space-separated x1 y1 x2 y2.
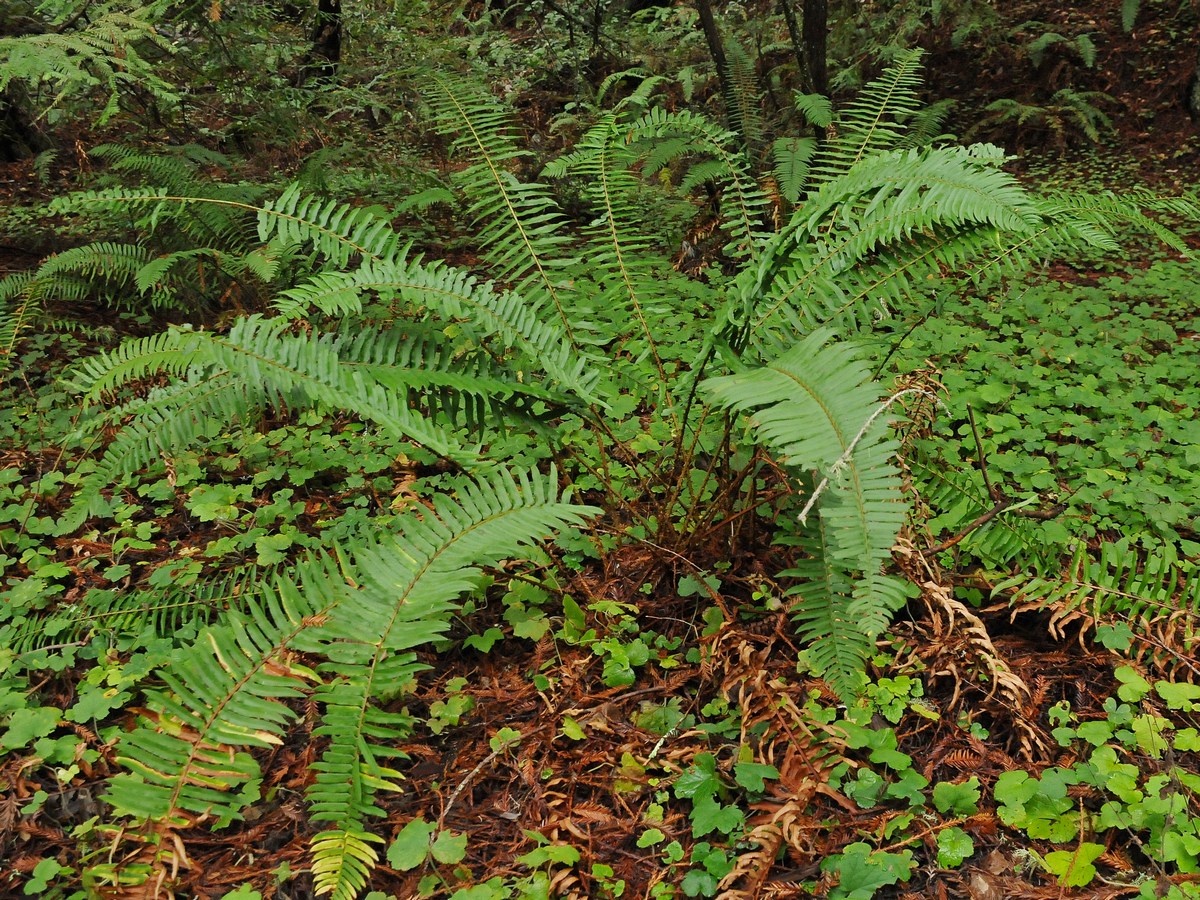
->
803 0 828 98
778 0 811 93
300 0 341 83
693 0 749 149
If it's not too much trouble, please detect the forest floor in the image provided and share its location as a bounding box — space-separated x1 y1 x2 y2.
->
3 2 1200 900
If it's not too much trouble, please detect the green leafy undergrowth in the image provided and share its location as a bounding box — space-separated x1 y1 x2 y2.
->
993 666 1200 897
886 258 1200 546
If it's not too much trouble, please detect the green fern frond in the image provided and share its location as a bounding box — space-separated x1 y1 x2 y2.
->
996 541 1200 666
542 109 698 391
779 527 912 700
701 330 909 699
793 92 834 130
780 528 871 698
311 829 384 900
726 142 1121 348
0 8 176 126
108 466 592 899
813 48 927 183
109 470 591 830
0 273 37 365
724 38 764 158
3 569 261 655
50 187 259 233
91 143 237 189
896 98 956 149
273 255 598 402
0 242 175 331
37 242 151 286
106 561 341 823
259 184 407 266
909 452 1064 571
420 70 580 343
771 137 818 205
65 318 491 527
1036 188 1199 256
628 106 771 258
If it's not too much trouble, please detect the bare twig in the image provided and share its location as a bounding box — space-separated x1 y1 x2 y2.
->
797 388 942 526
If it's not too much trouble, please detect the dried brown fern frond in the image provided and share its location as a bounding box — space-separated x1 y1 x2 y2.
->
703 618 855 894
894 536 1044 759
1001 540 1200 679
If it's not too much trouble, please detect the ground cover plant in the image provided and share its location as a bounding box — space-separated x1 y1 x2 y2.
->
3 1 1200 898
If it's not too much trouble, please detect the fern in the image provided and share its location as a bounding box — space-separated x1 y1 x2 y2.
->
419 70 581 344
0 272 37 364
262 225 597 401
0 242 167 364
701 329 909 698
0 5 177 126
996 541 1200 670
260 183 407 267
0 568 262 655
723 137 1134 355
723 38 765 160
0 150 282 341
811 49 928 183
542 106 709 398
909 452 1063 572
64 319 495 527
107 469 595 897
629 106 772 259
771 137 818 204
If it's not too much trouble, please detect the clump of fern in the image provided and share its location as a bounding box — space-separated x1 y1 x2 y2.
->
0 144 294 364
14 49 1197 899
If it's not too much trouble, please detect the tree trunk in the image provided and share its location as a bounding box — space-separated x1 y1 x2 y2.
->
778 0 811 93
693 0 748 149
300 0 341 83
803 0 828 98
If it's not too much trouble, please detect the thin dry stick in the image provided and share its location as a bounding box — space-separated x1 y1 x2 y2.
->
797 388 943 526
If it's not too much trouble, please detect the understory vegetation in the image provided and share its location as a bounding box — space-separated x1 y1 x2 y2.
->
3 1 1200 898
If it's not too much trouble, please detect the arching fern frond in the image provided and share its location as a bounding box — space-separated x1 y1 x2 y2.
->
106 468 594 899
812 48 928 183
298 467 594 897
722 141 1119 352
629 106 771 259
543 109 703 398
105 557 344 824
996 541 1200 673
2 567 263 655
271 253 598 402
0 6 176 126
259 183 407 267
0 273 37 366
419 70 580 344
64 318 491 527
701 329 909 699
723 38 765 160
